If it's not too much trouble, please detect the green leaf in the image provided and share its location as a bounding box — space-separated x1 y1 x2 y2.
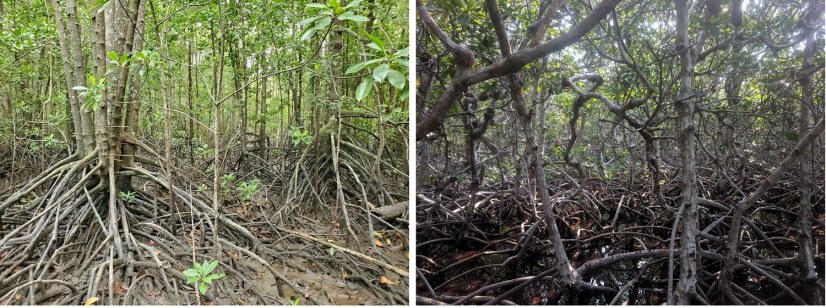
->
108 51 118 62
387 70 405 89
344 0 363 9
89 75 95 85
119 54 128 63
315 17 332 29
305 3 328 10
366 33 384 52
366 42 383 52
373 64 390 82
72 86 88 91
345 59 382 74
329 247 335 256
355 78 373 101
298 16 320 26
328 0 339 8
97 0 110 13
337 11 354 20
199 281 208 295
393 46 409 57
203 260 218 275
394 59 409 68
399 84 409 101
458 14 469 26
183 268 199 277
300 28 317 41
193 262 202 272
187 277 200 284
347 15 369 22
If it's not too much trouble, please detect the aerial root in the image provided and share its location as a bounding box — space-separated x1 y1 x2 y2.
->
0 151 407 305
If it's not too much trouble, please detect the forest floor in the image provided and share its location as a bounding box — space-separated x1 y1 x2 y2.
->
0 141 410 305
416 167 825 305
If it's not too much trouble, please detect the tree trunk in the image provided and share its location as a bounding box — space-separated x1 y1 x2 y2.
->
121 0 147 172
795 0 820 303
672 0 699 304
49 0 83 155
258 76 267 157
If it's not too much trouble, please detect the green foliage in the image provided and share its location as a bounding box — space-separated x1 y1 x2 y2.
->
347 37 410 101
29 134 65 153
118 191 136 204
197 184 209 192
290 298 300 305
220 173 235 195
288 126 313 147
183 260 225 295
194 143 210 159
236 179 261 201
72 75 106 112
300 0 369 40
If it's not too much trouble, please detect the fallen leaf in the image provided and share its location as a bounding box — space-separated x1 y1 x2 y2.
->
304 291 310 298
205 302 213 306
374 239 384 247
149 240 155 246
380 276 398 285
154 251 160 256
114 281 127 295
406 253 409 259
13 267 20 274
236 298 248 305
400 243 404 248
236 208 243 213
374 231 383 238
84 297 100 306
14 295 20 300
386 238 391 245
396 232 402 237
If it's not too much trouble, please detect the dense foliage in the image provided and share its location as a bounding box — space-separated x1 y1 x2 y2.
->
0 0 410 305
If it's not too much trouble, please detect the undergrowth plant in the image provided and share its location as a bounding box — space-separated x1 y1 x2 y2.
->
183 260 225 295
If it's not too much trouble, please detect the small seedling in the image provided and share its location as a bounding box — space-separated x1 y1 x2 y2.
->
290 298 300 305
236 179 260 201
183 260 225 295
197 184 208 192
288 126 312 147
118 191 136 203
220 174 235 195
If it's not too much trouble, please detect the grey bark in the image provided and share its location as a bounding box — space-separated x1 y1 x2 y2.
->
672 0 699 304
49 0 83 155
